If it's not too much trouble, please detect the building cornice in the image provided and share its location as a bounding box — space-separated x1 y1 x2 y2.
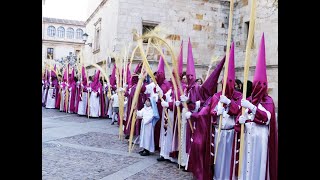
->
42 39 84 46
85 0 108 25
44 22 85 28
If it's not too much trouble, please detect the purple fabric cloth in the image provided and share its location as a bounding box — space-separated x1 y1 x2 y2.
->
124 83 147 136
91 70 101 92
185 57 225 158
68 68 76 113
110 64 116 87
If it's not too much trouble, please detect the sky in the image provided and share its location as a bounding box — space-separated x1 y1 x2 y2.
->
43 0 88 21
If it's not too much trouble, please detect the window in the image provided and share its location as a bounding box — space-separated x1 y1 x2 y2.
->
245 21 254 49
94 28 100 51
76 29 83 39
75 50 80 56
47 26 56 37
94 18 102 52
67 28 74 39
142 22 158 43
57 26 65 38
47 48 54 59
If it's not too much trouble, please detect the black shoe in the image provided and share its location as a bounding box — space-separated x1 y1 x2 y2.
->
111 122 114 125
139 149 145 154
140 150 150 156
157 156 165 162
177 164 185 169
125 135 129 139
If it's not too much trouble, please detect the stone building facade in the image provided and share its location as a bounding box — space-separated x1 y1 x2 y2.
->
83 0 278 107
42 17 86 64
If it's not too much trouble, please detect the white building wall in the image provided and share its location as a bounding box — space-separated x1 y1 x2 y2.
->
83 0 119 76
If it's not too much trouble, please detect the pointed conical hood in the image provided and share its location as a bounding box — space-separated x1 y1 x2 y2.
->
63 68 67 82
225 42 235 98
251 33 268 105
173 40 184 79
134 62 142 74
253 33 267 84
81 66 87 86
110 64 116 86
157 49 165 74
131 62 142 86
186 38 196 77
156 49 165 85
69 68 75 83
201 55 226 96
126 62 131 87
186 38 196 86
91 70 101 91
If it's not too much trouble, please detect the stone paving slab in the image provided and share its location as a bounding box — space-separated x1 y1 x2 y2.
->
56 132 142 154
42 108 195 179
42 142 141 180
124 161 194 180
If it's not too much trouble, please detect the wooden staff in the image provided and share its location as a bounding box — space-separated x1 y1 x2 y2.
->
128 67 147 153
214 0 234 164
238 0 256 177
126 38 152 132
115 56 125 140
141 33 192 168
65 62 69 113
141 34 194 134
86 71 92 119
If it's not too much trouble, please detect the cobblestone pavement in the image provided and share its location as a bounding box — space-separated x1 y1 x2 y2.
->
42 107 194 180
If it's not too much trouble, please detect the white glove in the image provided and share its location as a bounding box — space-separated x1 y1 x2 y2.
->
185 111 192 119
119 87 125 92
194 100 201 112
81 84 84 87
222 110 230 119
87 87 92 92
66 83 69 87
239 115 248 124
155 85 161 93
239 109 250 124
180 95 189 102
124 84 128 88
68 87 71 91
175 101 181 106
138 74 143 79
220 95 231 105
103 90 106 94
216 103 225 116
151 93 158 102
241 99 256 111
161 100 169 108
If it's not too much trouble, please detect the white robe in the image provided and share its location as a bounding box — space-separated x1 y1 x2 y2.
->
89 90 101 117
138 106 155 152
45 87 56 109
159 89 176 162
59 89 66 111
107 91 113 117
42 86 48 105
77 91 88 115
42 82 44 100
238 104 271 180
213 105 237 180
68 88 73 113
